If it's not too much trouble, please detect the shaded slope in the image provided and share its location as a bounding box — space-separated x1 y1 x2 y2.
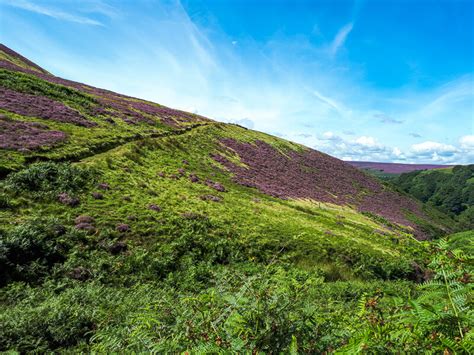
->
393 165 474 230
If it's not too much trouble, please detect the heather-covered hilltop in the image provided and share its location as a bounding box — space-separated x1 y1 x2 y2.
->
0 45 471 353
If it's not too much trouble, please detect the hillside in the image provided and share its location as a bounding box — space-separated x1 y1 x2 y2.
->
0 45 471 353
0 44 451 239
392 165 474 230
347 161 453 174
346 161 453 181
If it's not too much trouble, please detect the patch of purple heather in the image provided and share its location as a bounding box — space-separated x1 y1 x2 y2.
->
58 193 80 207
0 44 48 73
200 194 222 202
108 241 127 255
0 87 96 127
116 223 130 233
213 138 429 238
75 222 95 233
189 174 200 183
92 192 104 200
97 183 110 190
75 215 94 224
148 204 161 211
1 54 212 128
0 117 67 150
205 179 226 192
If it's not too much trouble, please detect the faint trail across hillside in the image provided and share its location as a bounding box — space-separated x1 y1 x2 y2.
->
24 122 216 166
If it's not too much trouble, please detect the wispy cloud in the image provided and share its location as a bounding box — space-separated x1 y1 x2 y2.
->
374 113 403 124
329 22 353 55
3 0 104 26
310 90 345 115
80 0 119 18
419 75 474 117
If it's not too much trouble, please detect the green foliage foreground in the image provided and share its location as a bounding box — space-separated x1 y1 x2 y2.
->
0 223 471 353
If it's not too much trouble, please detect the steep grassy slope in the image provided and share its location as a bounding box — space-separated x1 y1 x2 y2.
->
1 45 469 353
0 44 210 175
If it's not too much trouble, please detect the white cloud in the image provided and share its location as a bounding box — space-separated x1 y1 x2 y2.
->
305 133 404 162
329 22 353 56
297 131 472 164
460 135 474 149
322 131 340 140
3 0 104 26
403 140 474 164
411 141 458 156
392 147 404 158
355 136 378 147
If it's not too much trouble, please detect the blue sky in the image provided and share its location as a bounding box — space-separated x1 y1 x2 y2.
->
1 0 473 163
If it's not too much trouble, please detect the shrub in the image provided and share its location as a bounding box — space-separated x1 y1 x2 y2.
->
0 193 12 209
0 219 75 285
0 283 105 352
5 162 96 198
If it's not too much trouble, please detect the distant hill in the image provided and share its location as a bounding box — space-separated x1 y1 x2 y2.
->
392 165 474 230
346 161 453 174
